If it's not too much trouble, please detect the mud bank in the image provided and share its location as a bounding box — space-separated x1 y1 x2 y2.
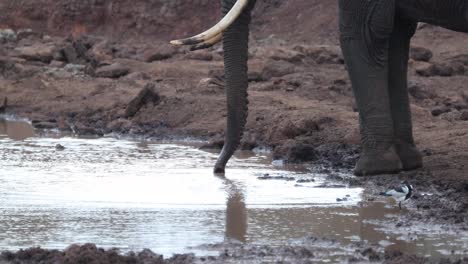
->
2 239 467 264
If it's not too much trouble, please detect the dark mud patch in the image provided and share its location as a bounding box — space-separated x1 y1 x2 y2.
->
334 169 468 229
2 238 467 264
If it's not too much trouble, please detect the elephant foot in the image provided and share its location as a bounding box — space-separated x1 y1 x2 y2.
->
354 146 403 176
395 141 423 171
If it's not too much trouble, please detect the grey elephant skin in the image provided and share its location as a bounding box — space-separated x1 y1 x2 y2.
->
206 0 468 176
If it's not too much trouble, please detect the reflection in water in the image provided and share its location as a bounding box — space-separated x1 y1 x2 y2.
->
0 118 467 259
219 176 247 243
0 119 34 140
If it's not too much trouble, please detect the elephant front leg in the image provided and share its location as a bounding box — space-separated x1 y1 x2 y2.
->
339 0 402 176
388 18 423 171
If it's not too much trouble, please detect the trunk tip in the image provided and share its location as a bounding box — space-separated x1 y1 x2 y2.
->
213 165 225 175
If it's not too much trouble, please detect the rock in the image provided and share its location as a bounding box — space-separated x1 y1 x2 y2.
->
274 141 319 163
431 106 452 116
200 139 224 150
410 46 433 62
279 121 302 139
197 77 224 89
258 175 295 181
408 84 436 100
74 123 102 136
95 63 129 78
125 83 160 118
240 139 258 151
416 63 454 77
0 57 18 77
15 44 55 63
255 47 305 63
16 29 42 40
279 119 320 139
143 46 176 62
61 40 91 65
185 50 213 61
461 91 468 103
248 71 266 82
105 119 132 134
0 97 7 113
55 144 65 151
33 121 56 129
460 111 468 121
453 102 468 111
88 40 114 63
261 61 295 80
293 44 344 64
137 249 163 263
0 29 16 43
49 60 65 67
61 44 79 64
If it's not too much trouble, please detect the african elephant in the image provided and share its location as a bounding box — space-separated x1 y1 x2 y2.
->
172 0 468 176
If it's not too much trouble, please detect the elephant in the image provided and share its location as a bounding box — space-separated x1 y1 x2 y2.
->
171 0 468 176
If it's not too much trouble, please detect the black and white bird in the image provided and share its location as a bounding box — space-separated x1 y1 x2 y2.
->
380 181 413 209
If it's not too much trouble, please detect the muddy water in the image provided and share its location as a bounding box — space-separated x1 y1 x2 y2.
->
0 118 467 259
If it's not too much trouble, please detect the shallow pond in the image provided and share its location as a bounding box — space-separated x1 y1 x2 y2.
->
0 117 466 260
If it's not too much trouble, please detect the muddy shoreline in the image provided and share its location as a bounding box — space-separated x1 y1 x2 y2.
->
2 239 467 264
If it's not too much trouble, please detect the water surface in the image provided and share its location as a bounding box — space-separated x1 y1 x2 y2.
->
0 118 466 259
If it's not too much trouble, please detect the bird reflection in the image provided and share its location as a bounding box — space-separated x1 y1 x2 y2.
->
216 175 248 243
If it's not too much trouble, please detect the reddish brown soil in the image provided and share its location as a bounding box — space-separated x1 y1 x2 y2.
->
0 0 467 263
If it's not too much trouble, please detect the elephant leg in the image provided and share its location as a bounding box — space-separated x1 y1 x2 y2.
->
388 18 423 171
214 0 256 174
339 0 402 176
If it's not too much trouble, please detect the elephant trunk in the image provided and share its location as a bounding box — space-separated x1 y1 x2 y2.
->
214 0 255 174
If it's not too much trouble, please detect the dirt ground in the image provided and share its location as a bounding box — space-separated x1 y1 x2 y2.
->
0 0 467 263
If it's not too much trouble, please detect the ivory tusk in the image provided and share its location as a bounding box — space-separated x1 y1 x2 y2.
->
170 0 249 46
190 33 223 51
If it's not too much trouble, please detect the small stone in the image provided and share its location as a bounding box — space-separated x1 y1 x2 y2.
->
460 111 468 121
296 179 315 183
33 121 56 129
248 71 265 82
274 141 318 163
199 139 224 150
431 106 451 116
125 83 160 118
197 77 224 89
261 61 296 80
255 47 305 63
185 51 213 61
293 44 344 64
143 46 176 62
408 84 436 100
95 63 129 78
416 63 454 77
15 44 55 63
410 46 433 62
49 60 65 67
55 144 65 151
16 29 42 40
0 29 16 42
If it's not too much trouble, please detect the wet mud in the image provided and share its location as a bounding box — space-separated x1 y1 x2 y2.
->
0 0 468 263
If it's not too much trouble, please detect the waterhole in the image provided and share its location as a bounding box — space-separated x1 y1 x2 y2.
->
0 117 466 260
